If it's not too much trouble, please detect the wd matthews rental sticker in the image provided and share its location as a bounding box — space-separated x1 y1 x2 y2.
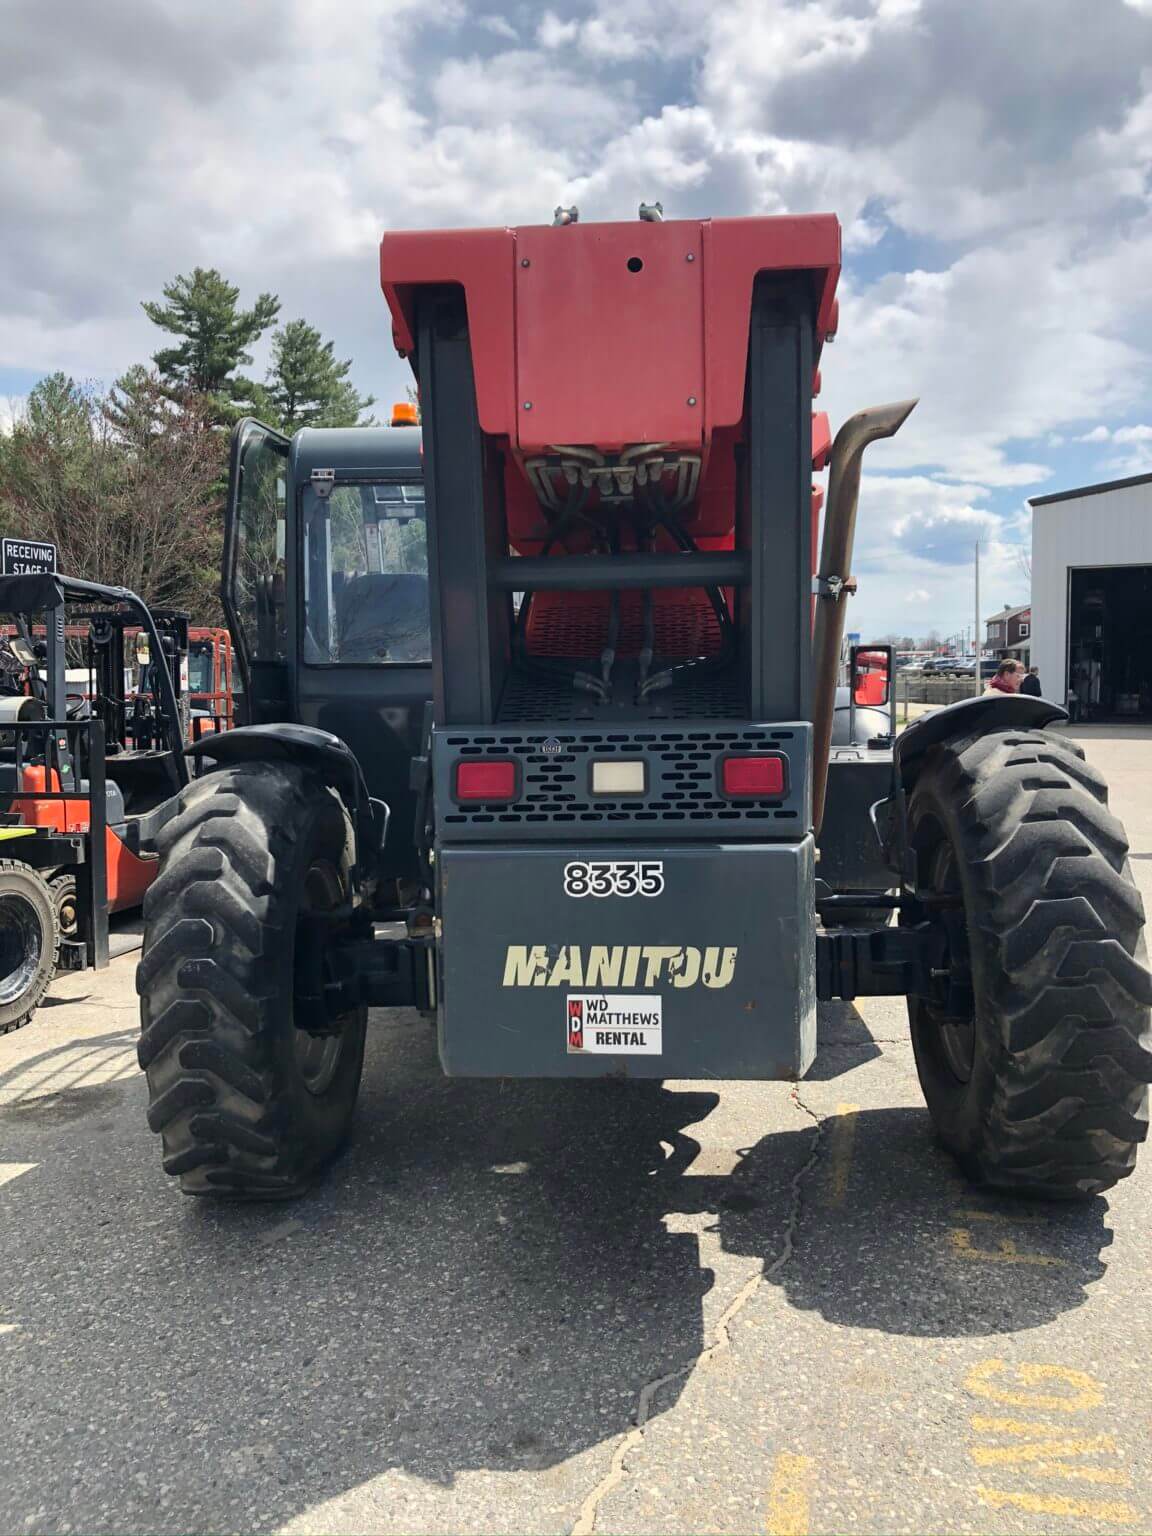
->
567 994 662 1055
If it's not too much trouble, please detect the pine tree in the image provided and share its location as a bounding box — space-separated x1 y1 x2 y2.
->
0 374 107 548
265 319 374 431
142 268 279 421
22 371 92 449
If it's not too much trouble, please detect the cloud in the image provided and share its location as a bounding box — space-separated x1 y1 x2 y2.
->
843 472 1031 636
0 0 1147 644
477 14 518 41
904 588 932 605
1080 423 1152 443
432 49 632 137
1073 421 1152 473
537 11 579 47
856 475 997 566
0 397 27 435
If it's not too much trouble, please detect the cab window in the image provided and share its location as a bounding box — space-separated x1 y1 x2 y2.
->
227 425 288 664
302 480 429 664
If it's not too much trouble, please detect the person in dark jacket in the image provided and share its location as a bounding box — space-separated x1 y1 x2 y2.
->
1020 666 1042 697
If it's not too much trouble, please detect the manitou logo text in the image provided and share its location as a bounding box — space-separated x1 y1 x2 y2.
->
502 944 738 989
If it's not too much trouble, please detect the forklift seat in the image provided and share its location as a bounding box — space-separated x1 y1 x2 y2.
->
334 572 430 663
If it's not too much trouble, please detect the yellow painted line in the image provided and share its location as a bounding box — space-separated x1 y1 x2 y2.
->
1030 1464 1130 1486
977 1487 1138 1522
821 1102 859 1208
765 1452 814 1536
965 1360 1105 1413
969 1416 1129 1481
971 1415 1065 1436
0 828 37 841
0 1163 37 1190
953 1207 1046 1224
948 1229 1065 1266
971 1433 1116 1466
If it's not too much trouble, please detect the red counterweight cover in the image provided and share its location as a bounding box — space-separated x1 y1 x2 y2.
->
380 214 841 458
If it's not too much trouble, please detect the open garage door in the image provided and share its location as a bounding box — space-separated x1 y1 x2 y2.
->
1068 564 1152 720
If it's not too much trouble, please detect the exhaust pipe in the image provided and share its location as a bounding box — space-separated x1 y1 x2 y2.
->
811 398 917 834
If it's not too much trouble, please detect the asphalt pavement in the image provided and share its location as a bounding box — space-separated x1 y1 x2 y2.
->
1 724 1150 1535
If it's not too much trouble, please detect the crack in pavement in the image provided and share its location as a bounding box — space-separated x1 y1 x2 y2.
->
570 1086 825 1536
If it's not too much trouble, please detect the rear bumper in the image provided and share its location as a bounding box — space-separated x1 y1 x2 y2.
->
437 840 816 1079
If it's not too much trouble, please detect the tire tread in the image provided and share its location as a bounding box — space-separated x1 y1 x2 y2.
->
137 763 362 1198
912 729 1152 1197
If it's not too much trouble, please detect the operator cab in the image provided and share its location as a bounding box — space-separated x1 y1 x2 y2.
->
223 409 429 881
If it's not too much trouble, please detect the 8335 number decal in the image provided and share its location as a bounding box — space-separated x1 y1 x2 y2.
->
563 860 665 898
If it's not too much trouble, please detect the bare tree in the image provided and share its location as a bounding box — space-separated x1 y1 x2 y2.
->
0 371 224 619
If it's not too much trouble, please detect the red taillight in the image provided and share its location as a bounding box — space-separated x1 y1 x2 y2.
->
454 759 518 802
720 754 786 798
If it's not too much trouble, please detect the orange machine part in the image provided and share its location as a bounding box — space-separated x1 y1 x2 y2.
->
10 770 157 914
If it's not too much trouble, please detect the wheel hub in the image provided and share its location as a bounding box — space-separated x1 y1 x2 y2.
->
924 839 976 1084
292 859 353 1096
0 894 45 1007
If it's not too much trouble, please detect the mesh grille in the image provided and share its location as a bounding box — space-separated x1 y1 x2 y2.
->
497 667 744 723
434 724 809 841
525 590 723 659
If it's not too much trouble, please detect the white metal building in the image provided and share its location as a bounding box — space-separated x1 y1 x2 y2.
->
1029 471 1152 719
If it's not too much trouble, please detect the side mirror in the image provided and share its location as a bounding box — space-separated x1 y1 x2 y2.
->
851 644 892 707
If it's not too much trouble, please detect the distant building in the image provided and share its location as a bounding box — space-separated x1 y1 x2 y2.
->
985 603 1031 664
1028 471 1152 719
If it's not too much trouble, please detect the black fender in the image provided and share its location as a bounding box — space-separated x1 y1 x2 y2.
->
873 696 1069 885
186 725 388 882
893 695 1068 789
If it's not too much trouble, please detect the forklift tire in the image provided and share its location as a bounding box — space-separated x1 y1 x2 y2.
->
0 860 59 1033
137 762 367 1198
906 728 1152 1198
49 874 78 943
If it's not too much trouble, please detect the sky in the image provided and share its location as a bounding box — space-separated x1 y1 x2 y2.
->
2 0 1151 641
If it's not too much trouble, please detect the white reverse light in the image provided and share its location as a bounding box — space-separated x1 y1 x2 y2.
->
591 760 646 796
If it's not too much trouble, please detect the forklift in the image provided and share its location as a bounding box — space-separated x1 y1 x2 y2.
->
0 564 188 1031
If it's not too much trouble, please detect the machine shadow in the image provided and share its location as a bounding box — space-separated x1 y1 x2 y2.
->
708 1103 1112 1338
0 1027 139 1123
1 1018 734 1531
800 999 884 1080
0 1021 1113 1533
199 1046 724 1513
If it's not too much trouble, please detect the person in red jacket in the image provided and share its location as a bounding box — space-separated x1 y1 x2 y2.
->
985 659 1024 695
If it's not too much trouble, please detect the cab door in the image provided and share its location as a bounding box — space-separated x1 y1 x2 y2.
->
222 419 290 724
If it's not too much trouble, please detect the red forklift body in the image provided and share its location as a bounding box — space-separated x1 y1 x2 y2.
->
10 769 156 914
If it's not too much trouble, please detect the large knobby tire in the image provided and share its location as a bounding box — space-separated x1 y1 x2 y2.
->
906 728 1152 1198
137 763 367 1198
0 860 59 1033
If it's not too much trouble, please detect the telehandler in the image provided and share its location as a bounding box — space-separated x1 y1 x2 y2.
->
135 209 1151 1201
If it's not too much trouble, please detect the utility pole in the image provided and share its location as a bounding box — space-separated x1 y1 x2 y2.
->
974 539 982 698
